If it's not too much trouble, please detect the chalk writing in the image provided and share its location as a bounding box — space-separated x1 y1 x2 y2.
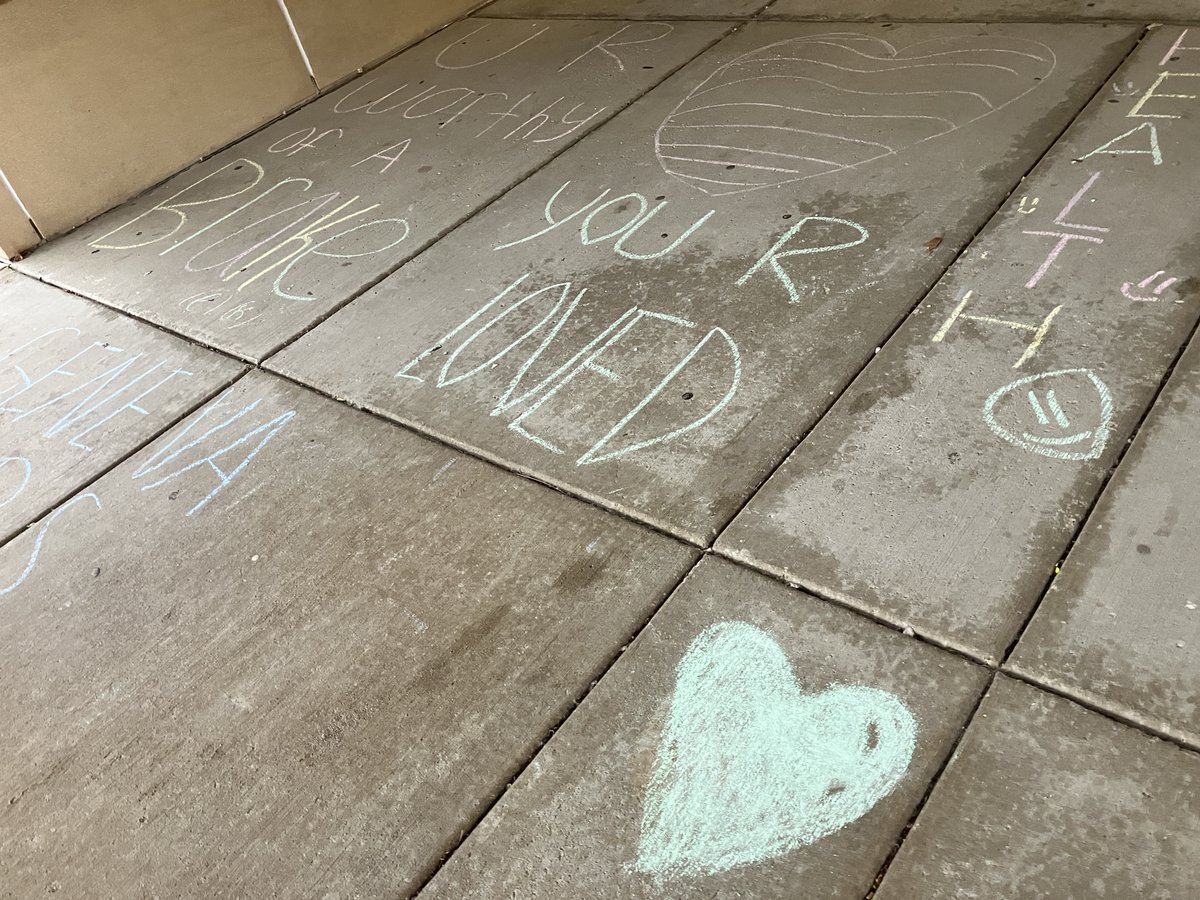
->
557 23 676 74
177 291 263 329
1 328 195 452
656 33 1055 195
1080 122 1163 166
89 159 410 304
736 216 869 304
395 274 740 465
0 456 32 509
331 79 607 145
983 368 1113 461
1121 270 1180 302
1023 171 1108 288
267 128 344 157
494 181 714 259
434 22 551 70
636 622 916 879
1128 71 1199 119
0 493 102 597
352 139 412 174
0 384 294 594
131 394 296 516
932 288 1061 368
1160 28 1199 66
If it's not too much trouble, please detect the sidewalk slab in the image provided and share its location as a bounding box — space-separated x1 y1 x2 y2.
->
874 676 1200 900
270 22 1136 545
765 0 1200 22
420 557 987 899
719 25 1200 661
0 370 696 897
0 269 242 543
483 0 770 18
17 18 728 362
1010 331 1200 750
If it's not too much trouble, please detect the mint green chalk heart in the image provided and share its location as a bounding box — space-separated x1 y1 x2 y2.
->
636 621 917 879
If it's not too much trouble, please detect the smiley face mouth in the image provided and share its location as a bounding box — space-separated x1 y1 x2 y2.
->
1020 429 1094 446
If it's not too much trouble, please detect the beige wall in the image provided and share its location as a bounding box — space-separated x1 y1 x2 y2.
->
0 169 40 259
0 0 479 259
281 0 484 88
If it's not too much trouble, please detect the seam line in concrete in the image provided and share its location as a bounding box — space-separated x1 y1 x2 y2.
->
992 307 1200 654
255 20 743 365
696 22 1153 551
1000 667 1200 755
859 669 998 900
405 550 708 898
0 366 249 561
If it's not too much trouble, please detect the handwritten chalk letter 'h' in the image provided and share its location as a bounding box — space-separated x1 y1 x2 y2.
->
637 622 916 879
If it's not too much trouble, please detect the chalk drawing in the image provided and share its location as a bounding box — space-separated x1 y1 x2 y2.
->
0 456 32 509
655 33 1055 195
1121 270 1180 302
737 216 869 304
0 493 102 597
932 288 1061 368
1022 171 1108 289
352 139 412 174
435 22 550 70
1128 71 1199 119
1016 196 1039 214
1 332 194 451
89 158 411 308
132 395 295 516
637 622 916 879
395 274 740 464
983 368 1113 461
267 128 343 157
1160 28 1199 66
1079 122 1163 166
558 23 675 73
495 180 714 259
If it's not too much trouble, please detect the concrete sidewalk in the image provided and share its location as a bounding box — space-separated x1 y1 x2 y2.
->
3 1 1200 897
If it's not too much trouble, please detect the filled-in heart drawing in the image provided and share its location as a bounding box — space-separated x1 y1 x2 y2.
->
635 621 917 880
656 32 1056 196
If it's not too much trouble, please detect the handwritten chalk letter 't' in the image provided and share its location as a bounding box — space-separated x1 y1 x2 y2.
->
637 622 916 879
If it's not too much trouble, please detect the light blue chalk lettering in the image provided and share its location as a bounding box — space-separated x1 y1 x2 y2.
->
0 493 102 597
495 181 611 251
737 216 869 303
133 396 295 515
637 621 916 880
1079 122 1163 166
396 274 532 382
578 326 740 465
0 456 32 509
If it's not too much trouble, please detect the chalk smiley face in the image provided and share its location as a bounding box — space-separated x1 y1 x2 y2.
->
983 368 1114 461
636 622 917 880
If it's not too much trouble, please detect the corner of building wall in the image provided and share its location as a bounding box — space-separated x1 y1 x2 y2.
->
0 164 43 260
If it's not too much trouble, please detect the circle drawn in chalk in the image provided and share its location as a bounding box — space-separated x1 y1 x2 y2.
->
982 368 1113 461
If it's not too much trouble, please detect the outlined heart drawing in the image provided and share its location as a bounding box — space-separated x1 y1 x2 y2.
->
636 621 917 880
655 32 1056 195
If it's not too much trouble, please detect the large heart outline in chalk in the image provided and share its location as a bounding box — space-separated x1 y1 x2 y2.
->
636 621 917 879
656 32 1056 196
